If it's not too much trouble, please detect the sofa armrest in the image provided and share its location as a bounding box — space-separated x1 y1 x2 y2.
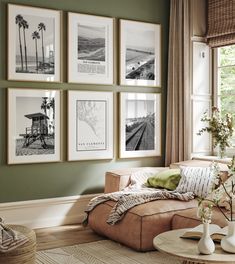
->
104 167 167 193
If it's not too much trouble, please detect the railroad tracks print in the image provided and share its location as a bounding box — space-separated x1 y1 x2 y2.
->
126 122 147 151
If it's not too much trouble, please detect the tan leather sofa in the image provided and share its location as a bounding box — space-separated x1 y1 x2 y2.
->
88 160 229 251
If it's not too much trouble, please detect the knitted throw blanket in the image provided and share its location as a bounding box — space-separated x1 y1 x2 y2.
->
84 188 194 225
0 219 29 253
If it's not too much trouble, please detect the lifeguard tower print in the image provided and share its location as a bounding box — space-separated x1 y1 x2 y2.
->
16 96 55 156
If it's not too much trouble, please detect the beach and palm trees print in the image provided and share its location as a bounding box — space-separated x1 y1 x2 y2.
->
15 14 54 74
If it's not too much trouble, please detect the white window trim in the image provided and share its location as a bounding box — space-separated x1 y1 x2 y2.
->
213 48 235 157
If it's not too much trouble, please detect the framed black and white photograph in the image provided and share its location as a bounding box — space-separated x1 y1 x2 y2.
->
120 19 161 87
68 13 113 85
119 92 161 158
8 88 61 164
68 90 113 161
8 4 61 82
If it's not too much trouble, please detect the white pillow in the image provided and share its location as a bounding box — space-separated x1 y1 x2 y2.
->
130 168 169 186
129 170 155 187
175 166 214 198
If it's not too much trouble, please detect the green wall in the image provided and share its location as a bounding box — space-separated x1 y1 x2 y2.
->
0 0 170 203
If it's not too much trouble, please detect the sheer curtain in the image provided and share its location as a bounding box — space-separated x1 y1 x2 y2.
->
165 0 191 166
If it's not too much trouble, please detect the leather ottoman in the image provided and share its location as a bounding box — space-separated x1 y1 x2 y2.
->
88 163 228 252
88 198 197 251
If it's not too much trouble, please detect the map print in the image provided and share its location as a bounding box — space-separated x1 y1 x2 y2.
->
76 100 107 151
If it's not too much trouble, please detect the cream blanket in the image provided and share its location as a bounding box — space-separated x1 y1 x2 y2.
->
85 188 194 225
84 170 194 225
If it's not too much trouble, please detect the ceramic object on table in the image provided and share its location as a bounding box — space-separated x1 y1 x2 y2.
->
221 221 235 253
198 223 215 255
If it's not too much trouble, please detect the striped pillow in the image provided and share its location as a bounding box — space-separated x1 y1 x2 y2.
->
175 166 214 198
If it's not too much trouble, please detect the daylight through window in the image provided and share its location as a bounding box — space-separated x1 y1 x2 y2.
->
217 45 235 147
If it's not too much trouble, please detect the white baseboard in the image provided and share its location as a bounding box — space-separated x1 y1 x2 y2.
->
0 194 98 229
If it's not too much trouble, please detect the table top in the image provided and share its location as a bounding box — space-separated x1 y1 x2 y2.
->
153 229 235 264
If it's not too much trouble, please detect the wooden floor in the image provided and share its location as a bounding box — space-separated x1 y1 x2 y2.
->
35 224 105 251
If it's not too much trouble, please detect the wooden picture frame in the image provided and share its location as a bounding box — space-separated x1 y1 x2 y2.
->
8 88 61 164
8 4 61 82
119 19 161 87
119 92 161 158
68 12 114 85
68 90 113 161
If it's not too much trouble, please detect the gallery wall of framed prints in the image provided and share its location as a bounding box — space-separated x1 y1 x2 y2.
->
8 4 62 82
5 3 162 164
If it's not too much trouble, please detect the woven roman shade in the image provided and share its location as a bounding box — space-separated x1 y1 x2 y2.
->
207 0 235 48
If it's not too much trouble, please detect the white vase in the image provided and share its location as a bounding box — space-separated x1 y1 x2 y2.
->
198 223 215 255
221 221 235 253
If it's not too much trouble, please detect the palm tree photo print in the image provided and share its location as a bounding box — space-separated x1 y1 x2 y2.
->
15 14 55 75
15 96 55 156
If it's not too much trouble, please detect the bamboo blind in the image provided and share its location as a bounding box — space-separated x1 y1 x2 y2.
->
207 0 235 48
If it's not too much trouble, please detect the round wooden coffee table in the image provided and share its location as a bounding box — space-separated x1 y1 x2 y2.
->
153 229 235 264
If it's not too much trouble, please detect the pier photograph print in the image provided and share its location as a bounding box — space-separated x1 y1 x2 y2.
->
68 13 113 84
120 19 161 87
8 89 61 164
68 91 113 161
8 4 61 82
120 92 161 158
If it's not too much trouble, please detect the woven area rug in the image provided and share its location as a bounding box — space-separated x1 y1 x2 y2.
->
36 240 181 264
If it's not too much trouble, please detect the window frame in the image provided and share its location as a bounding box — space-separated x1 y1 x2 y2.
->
213 47 235 157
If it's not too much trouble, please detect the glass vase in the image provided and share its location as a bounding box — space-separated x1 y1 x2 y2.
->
218 144 226 159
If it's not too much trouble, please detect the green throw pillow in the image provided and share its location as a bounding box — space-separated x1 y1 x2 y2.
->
146 169 181 190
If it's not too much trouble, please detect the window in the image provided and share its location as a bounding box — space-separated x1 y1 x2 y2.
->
216 45 235 147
